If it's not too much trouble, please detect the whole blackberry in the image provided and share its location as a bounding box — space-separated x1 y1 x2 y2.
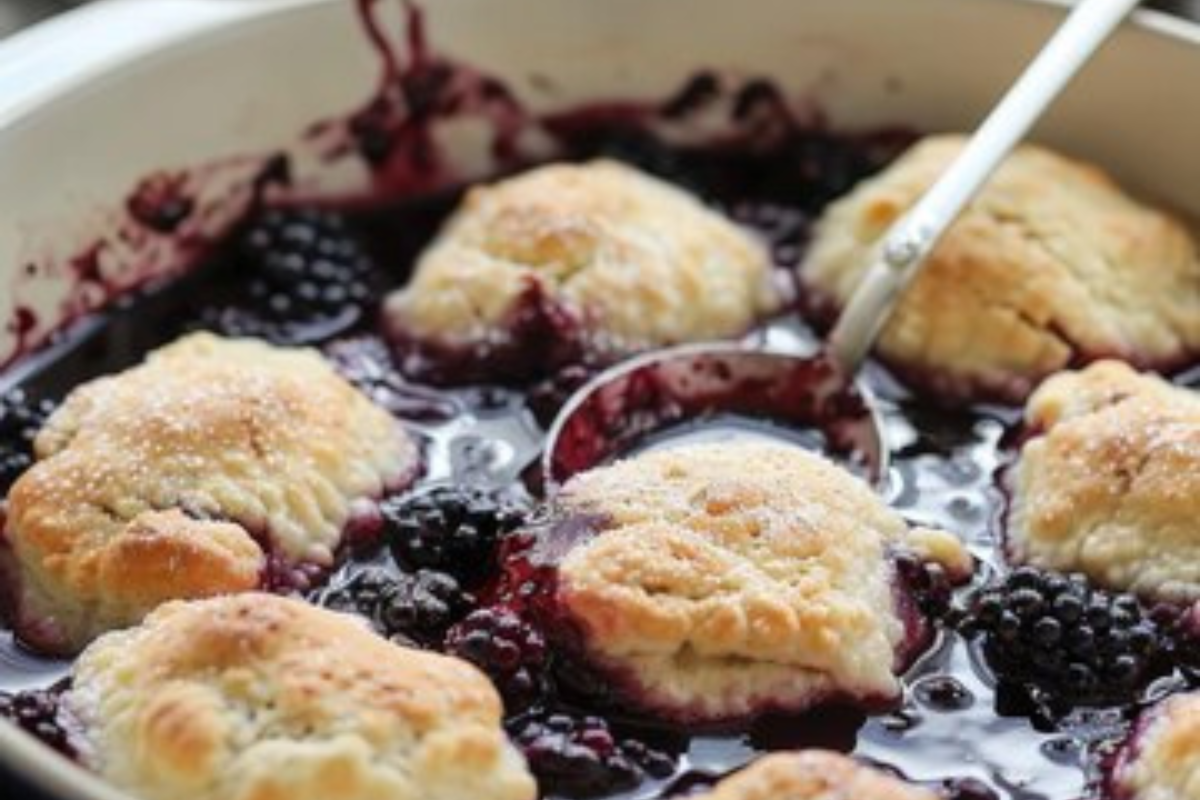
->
445 607 546 710
962 566 1169 707
376 569 471 640
315 566 472 644
0 688 75 757
510 713 676 798
385 485 530 585
241 208 376 314
203 208 377 343
0 389 55 493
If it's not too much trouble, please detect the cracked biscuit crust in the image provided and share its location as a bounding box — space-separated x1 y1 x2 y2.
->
555 442 970 722
66 594 535 800
1117 693 1200 800
801 135 1200 402
687 751 938 800
2 333 418 654
384 159 779 360
1009 361 1200 600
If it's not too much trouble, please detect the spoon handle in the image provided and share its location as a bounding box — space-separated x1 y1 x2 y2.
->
827 0 1143 372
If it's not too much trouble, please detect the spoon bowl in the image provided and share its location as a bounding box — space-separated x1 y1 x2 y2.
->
542 342 887 487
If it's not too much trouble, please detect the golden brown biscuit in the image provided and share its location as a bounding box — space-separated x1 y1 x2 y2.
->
66 594 535 800
683 751 937 800
1009 361 1200 600
552 442 970 722
2 333 418 654
384 160 779 374
1114 693 1200 800
801 135 1200 402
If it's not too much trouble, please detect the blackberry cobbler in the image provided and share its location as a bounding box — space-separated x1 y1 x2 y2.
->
2 31 1200 800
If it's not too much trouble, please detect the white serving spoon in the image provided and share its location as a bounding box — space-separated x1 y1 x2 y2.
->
542 0 1143 487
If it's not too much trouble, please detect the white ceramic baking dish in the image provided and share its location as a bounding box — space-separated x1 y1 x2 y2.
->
1 0 1199 797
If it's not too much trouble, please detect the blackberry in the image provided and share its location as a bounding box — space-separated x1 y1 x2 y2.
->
961 566 1169 707
510 713 676 798
385 485 529 585
241 208 375 312
315 566 471 643
0 389 55 493
376 569 471 640
0 688 75 757
203 208 376 343
445 607 546 710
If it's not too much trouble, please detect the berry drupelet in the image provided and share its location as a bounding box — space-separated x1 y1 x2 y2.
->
385 484 530 585
377 569 471 641
0 389 55 493
445 607 547 711
961 566 1169 707
509 713 677 798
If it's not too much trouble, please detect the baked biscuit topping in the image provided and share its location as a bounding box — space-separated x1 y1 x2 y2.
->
384 160 779 377
685 751 937 800
1115 693 1200 800
66 594 535 800
2 333 418 653
801 135 1200 401
1009 361 1200 600
551 442 969 722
